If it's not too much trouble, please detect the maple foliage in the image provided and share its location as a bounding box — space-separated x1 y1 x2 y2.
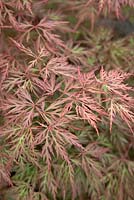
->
0 0 134 200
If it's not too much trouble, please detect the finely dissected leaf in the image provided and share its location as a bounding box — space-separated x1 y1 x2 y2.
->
1 1 134 200
96 67 134 132
33 74 62 95
34 119 83 168
2 89 35 127
45 57 78 78
87 0 134 17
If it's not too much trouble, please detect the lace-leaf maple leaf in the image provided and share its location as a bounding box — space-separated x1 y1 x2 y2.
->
97 67 134 132
2 89 35 127
87 0 134 17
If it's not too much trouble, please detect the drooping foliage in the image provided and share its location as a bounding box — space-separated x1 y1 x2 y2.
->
0 0 134 200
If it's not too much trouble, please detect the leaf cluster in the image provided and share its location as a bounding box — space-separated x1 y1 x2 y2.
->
0 1 134 200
